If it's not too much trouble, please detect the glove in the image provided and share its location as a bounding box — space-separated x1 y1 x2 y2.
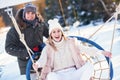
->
32 46 39 52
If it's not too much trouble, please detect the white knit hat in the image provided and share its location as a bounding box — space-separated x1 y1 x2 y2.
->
48 18 63 35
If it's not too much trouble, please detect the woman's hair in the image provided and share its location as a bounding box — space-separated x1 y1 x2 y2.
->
15 9 26 29
46 31 67 51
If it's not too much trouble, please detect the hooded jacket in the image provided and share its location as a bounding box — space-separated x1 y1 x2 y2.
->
5 8 49 75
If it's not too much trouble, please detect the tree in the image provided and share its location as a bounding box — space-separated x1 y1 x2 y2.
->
45 0 120 26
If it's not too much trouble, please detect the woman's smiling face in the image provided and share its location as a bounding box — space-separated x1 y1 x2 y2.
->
51 28 62 42
25 11 36 21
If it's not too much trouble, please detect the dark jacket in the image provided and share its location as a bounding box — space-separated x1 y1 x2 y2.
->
5 9 49 75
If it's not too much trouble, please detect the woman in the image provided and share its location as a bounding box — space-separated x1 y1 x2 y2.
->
5 3 49 79
33 19 112 80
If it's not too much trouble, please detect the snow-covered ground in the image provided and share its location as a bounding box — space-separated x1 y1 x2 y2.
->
0 20 120 80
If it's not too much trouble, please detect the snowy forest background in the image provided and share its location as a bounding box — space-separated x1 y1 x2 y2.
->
0 0 120 80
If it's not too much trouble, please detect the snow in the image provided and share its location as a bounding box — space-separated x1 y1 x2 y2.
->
0 0 36 9
0 20 120 80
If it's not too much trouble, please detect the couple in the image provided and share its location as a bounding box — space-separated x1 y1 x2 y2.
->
5 3 111 80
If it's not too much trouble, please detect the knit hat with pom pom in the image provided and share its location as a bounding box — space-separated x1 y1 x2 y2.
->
48 18 63 35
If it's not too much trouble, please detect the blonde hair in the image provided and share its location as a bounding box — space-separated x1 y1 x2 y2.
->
46 31 67 51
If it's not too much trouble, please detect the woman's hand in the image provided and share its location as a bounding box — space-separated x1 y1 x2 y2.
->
32 63 38 71
102 51 112 58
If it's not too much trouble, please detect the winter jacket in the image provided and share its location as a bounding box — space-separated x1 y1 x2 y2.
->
5 9 49 75
36 38 103 80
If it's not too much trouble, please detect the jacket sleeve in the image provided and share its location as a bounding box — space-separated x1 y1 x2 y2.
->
74 38 103 57
5 28 29 60
36 46 47 68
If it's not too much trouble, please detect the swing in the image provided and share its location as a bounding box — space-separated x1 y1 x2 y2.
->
26 36 113 80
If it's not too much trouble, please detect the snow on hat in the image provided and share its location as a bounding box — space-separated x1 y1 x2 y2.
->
48 18 63 35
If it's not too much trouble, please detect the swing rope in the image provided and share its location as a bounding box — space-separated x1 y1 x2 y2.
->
88 3 120 40
88 3 120 79
108 4 120 79
58 0 67 26
110 3 120 52
5 7 40 79
88 14 115 39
